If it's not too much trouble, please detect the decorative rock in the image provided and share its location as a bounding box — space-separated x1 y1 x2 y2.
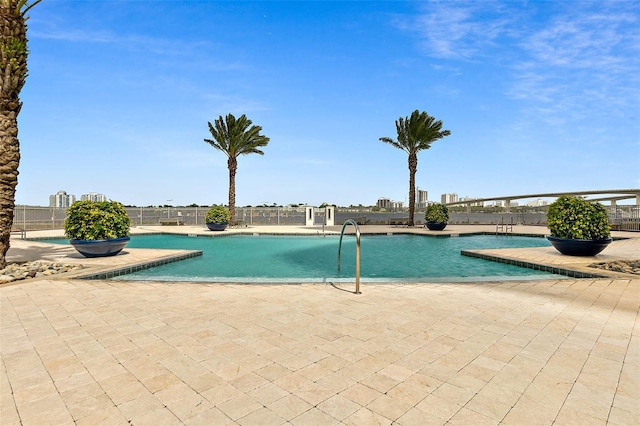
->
589 260 640 275
0 275 16 283
0 261 85 284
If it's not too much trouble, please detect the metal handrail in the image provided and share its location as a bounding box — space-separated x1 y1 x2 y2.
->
337 219 361 294
496 216 514 234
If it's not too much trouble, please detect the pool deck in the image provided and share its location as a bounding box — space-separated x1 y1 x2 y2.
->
1 225 639 425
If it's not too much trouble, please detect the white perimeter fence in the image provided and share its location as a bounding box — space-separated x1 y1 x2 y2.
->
9 205 640 232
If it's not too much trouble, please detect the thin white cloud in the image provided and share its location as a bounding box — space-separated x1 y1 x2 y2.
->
34 26 212 58
397 1 639 126
393 0 515 60
33 28 114 43
525 11 637 69
509 3 640 123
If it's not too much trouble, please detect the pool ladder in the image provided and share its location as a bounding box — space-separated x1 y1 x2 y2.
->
337 219 361 294
496 216 513 235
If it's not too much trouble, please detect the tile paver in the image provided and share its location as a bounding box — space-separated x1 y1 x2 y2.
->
1 225 639 425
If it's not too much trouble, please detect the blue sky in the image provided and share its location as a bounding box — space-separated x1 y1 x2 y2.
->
16 0 640 207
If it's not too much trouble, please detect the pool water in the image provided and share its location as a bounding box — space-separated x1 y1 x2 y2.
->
52 233 561 283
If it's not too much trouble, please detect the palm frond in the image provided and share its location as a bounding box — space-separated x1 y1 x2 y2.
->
1 0 40 16
381 109 451 154
379 136 407 153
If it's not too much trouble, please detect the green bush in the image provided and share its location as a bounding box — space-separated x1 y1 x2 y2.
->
425 203 449 223
205 205 231 224
64 200 130 240
547 195 610 240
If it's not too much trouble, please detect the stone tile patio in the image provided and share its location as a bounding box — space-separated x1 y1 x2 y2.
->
1 226 638 425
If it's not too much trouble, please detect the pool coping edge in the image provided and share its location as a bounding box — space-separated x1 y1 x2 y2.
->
76 250 203 280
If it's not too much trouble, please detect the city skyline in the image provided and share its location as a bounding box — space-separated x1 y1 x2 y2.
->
37 188 636 209
48 190 108 208
15 1 640 207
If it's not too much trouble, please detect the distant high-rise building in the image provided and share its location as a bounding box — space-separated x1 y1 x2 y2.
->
416 190 428 208
526 199 549 207
390 200 404 211
81 192 107 202
441 193 458 204
377 197 405 211
49 190 75 208
377 197 391 210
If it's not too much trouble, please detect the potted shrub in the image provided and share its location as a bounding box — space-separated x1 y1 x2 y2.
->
425 203 449 231
64 200 131 257
546 195 612 256
205 205 231 231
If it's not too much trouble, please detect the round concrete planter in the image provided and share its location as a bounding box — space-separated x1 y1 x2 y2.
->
547 236 612 256
425 222 447 231
206 222 228 231
70 236 130 258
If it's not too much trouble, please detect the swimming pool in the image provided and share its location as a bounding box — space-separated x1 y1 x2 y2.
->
59 233 564 283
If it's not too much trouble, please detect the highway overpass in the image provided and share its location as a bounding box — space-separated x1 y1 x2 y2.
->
444 189 640 213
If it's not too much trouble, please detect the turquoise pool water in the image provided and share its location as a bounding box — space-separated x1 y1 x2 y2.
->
45 233 562 283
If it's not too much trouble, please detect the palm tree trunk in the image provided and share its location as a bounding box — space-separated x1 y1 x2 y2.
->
227 156 237 225
0 3 30 269
0 110 20 269
408 152 417 227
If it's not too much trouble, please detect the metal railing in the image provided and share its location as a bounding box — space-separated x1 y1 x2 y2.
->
337 219 361 294
9 204 640 232
608 205 640 232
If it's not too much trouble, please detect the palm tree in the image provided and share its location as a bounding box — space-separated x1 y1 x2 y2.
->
204 113 270 224
379 110 451 227
0 0 39 269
